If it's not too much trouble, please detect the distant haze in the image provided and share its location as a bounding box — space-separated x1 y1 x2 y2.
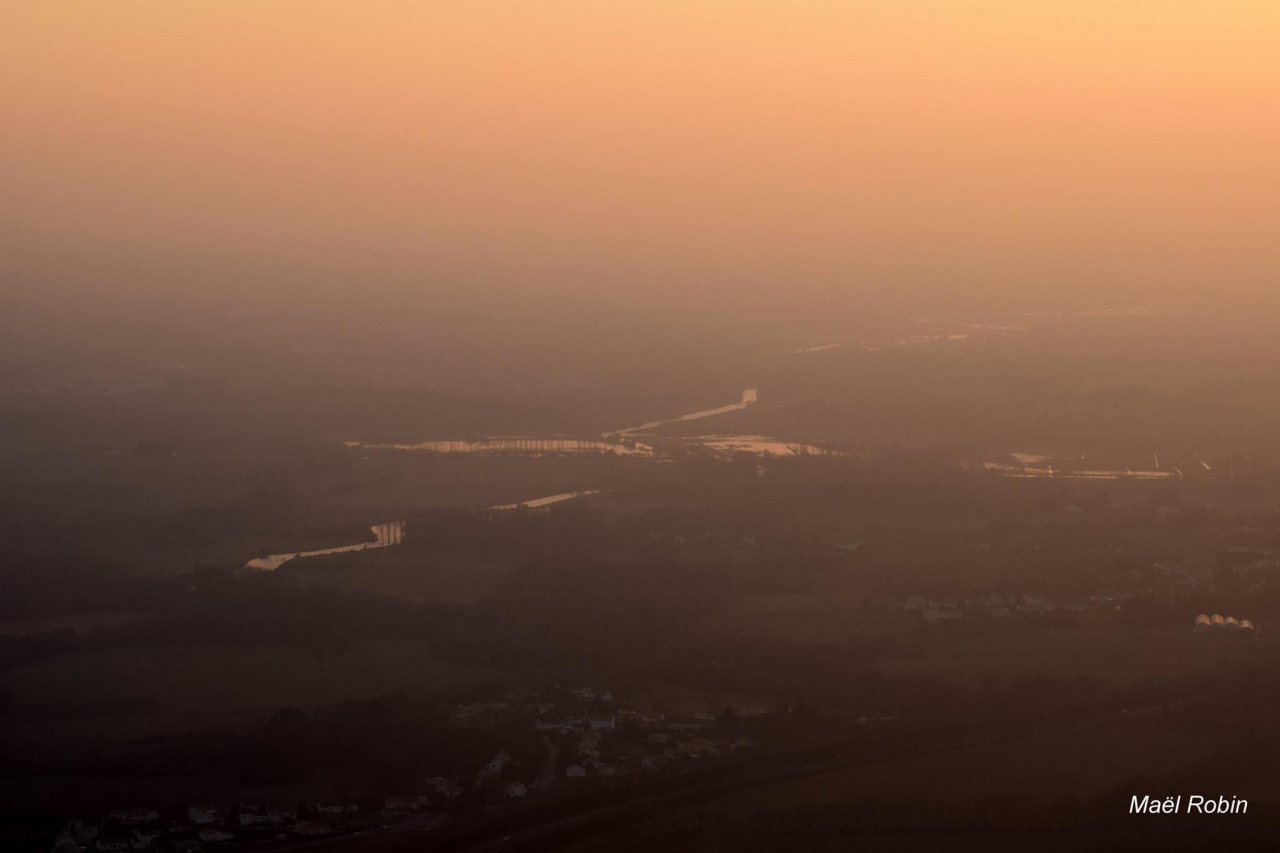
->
3 1 1279 321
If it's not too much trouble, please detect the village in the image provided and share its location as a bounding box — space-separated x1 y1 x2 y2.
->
904 591 1122 623
898 545 1280 629
46 685 772 853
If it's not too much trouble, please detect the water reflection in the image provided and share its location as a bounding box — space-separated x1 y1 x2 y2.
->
615 388 758 437
342 388 764 459
979 448 1219 480
245 492 606 572
488 490 606 511
245 521 405 571
697 436 849 458
344 438 651 456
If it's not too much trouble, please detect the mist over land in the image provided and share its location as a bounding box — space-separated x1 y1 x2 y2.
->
5 2 1280 851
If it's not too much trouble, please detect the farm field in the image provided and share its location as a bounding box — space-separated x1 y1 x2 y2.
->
726 720 1215 807
563 718 1235 853
869 623 1269 683
0 641 504 755
284 548 521 604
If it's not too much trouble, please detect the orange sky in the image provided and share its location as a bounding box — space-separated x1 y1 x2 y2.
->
3 2 1278 310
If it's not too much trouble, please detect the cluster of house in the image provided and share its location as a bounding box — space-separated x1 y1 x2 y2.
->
50 795 462 852
51 815 199 853
904 593 1122 623
1146 562 1215 589
469 750 532 799
52 804 324 852
643 529 767 551
1144 551 1280 598
481 686 768 788
452 686 617 728
47 686 773 852
558 709 759 780
1218 548 1280 596
442 686 771 801
1192 614 1258 634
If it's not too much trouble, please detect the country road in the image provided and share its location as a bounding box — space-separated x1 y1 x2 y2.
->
537 737 559 793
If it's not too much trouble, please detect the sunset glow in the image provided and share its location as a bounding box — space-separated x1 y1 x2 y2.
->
4 2 1278 308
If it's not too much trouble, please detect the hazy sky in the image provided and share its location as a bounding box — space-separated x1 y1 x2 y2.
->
3 2 1278 314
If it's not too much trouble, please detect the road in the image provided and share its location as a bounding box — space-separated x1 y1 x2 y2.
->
536 737 559 792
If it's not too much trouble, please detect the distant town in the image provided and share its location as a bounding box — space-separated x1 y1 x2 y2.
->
46 684 790 852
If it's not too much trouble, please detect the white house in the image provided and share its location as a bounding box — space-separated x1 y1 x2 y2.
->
186 808 219 826
425 777 464 798
198 830 234 845
129 829 162 850
109 811 159 826
239 812 273 828
315 803 358 815
486 751 510 774
923 608 961 623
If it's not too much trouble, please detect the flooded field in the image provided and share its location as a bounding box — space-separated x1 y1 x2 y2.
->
697 435 852 458
244 491 607 572
979 449 1222 480
345 438 651 456
245 520 406 571
614 388 759 437
487 489 608 511
342 389 786 460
